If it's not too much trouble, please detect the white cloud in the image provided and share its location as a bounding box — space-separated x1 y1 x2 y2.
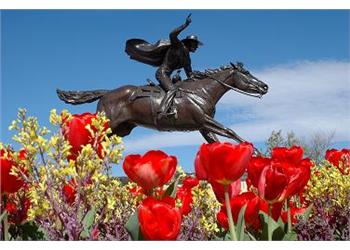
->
124 60 350 151
124 131 202 153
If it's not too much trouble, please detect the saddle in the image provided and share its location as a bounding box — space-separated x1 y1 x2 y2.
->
129 80 184 103
129 84 164 102
128 80 204 124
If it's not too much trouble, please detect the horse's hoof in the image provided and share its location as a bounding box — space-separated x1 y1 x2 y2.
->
253 147 262 156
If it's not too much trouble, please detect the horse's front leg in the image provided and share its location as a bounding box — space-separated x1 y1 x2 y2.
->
203 114 245 143
199 129 219 143
203 114 261 155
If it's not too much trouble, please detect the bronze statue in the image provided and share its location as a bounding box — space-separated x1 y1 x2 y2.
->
57 15 269 153
125 14 202 119
57 62 268 153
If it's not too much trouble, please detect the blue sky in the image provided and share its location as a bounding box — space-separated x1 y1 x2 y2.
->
1 10 349 176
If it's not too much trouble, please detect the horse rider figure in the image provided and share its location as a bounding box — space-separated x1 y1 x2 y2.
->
125 14 203 119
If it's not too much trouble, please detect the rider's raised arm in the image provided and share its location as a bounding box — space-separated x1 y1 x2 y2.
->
169 14 192 44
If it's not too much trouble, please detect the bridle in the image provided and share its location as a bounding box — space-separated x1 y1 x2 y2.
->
207 70 263 98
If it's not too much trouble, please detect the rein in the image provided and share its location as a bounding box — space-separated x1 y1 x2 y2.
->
207 74 262 98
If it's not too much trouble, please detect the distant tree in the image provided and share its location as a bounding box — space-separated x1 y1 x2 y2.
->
265 130 335 164
265 130 302 156
301 131 335 165
265 130 285 156
286 130 302 148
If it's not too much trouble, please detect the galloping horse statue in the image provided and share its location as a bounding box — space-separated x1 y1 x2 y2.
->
57 62 268 149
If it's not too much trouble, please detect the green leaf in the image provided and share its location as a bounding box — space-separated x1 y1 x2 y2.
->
0 210 7 222
80 207 96 239
164 178 179 198
213 228 227 241
301 204 313 220
17 222 47 240
236 204 247 241
125 210 144 240
223 231 232 241
216 223 252 241
277 217 288 233
259 211 285 240
213 236 224 241
283 231 298 241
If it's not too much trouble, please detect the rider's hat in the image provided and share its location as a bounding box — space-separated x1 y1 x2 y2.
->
182 35 203 46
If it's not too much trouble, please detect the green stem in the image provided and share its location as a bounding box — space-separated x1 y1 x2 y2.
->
268 204 272 241
287 199 292 233
2 195 9 241
0 210 7 222
3 213 9 241
247 230 256 241
224 189 237 241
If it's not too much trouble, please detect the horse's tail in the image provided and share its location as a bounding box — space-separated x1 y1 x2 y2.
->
56 89 110 105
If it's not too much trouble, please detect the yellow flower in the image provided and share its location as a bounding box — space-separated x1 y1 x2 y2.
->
305 162 350 208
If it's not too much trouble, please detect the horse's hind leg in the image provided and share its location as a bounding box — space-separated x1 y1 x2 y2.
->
199 129 219 143
203 114 261 155
112 122 137 137
96 98 136 137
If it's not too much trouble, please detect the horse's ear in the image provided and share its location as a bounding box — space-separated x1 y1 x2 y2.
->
230 62 237 69
237 62 244 69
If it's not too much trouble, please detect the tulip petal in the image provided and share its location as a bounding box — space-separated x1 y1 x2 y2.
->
122 151 177 192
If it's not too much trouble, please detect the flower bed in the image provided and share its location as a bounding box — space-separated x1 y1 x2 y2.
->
0 109 349 240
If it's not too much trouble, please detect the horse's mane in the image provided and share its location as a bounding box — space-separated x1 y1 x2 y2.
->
184 64 233 82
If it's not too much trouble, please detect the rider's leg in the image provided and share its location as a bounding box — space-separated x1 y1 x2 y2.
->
156 68 176 115
159 88 177 114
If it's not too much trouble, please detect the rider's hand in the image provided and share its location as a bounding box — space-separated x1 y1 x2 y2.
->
169 85 177 91
185 14 192 26
188 71 199 79
187 75 195 81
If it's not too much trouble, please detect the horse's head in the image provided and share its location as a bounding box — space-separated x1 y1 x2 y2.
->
227 62 269 98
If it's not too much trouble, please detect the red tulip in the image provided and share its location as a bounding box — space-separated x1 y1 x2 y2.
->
210 179 241 203
5 201 16 214
258 164 289 203
128 186 144 197
284 159 312 197
216 192 283 230
247 156 271 188
182 176 199 190
325 148 350 174
176 187 193 216
160 196 177 207
123 150 177 192
62 178 93 205
249 146 312 203
63 181 76 205
194 152 207 180
174 177 198 216
272 147 312 197
281 205 307 225
216 192 259 229
195 142 253 185
1 149 25 194
5 197 31 225
258 199 283 222
272 146 304 165
91 227 100 240
138 196 181 240
63 113 108 161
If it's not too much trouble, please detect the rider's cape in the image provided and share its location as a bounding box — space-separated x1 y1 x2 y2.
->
125 39 171 67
